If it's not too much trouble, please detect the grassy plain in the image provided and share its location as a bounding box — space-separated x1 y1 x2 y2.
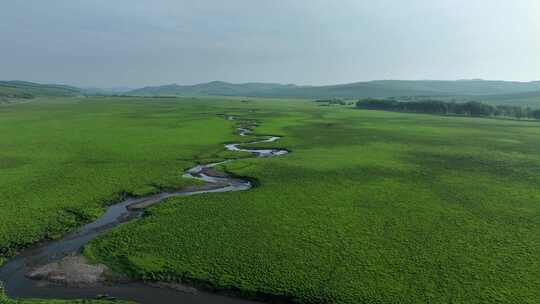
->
86 99 540 303
0 96 246 261
1 97 540 303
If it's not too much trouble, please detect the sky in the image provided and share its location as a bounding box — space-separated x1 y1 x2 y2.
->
1 0 539 88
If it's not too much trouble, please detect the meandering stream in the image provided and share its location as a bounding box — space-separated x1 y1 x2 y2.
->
0 117 288 304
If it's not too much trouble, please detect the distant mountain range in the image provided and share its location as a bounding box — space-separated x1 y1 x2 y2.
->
126 80 540 99
127 81 296 97
3 79 540 107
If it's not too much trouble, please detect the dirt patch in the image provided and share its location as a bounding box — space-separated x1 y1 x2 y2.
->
26 255 108 287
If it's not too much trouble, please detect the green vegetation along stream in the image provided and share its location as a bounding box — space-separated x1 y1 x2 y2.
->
0 114 287 303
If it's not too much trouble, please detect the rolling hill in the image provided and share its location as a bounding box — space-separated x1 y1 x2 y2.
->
126 79 540 99
3 79 540 108
474 90 540 107
0 81 81 102
127 81 296 97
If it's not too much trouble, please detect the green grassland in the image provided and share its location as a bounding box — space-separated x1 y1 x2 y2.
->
84 99 539 303
2 97 540 303
0 97 252 261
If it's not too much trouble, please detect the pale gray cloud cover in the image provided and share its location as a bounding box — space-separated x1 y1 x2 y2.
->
1 0 539 87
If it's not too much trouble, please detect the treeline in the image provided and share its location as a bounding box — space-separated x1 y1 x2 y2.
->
314 98 348 105
356 99 540 120
0 92 34 99
0 92 34 103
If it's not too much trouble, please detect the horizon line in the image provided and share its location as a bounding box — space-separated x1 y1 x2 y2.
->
3 78 540 90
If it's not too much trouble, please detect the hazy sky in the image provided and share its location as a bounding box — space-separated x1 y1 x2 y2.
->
1 0 539 87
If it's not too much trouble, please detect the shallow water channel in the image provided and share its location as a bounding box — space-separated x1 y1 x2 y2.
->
0 117 288 303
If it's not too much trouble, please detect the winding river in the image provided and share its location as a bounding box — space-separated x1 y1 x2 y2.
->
0 117 288 304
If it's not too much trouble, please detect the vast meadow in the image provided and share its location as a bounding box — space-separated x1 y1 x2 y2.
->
87 98 539 303
0 96 249 261
2 97 540 303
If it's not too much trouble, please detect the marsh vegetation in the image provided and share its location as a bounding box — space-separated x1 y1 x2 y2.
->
1 96 539 303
